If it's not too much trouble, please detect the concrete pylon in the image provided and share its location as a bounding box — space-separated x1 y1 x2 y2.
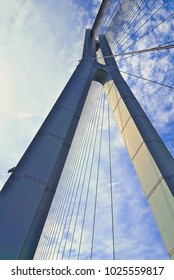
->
0 29 174 260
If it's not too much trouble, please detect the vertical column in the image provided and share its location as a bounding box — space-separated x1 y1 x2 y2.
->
100 35 174 259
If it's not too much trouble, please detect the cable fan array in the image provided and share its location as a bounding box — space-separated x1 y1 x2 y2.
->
35 82 117 260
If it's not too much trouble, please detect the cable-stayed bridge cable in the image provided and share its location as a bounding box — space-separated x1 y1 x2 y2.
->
120 70 174 90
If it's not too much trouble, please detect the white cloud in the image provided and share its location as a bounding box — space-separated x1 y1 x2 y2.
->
15 111 33 120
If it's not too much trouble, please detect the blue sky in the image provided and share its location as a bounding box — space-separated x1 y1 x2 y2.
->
0 0 173 260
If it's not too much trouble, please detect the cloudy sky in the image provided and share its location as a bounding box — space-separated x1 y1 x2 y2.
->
0 0 173 260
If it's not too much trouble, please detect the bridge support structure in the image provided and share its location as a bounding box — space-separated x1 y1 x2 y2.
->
0 29 174 259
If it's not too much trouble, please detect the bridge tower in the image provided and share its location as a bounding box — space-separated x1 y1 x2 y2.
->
0 27 174 259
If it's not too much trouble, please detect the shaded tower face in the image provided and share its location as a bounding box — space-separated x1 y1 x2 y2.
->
0 28 174 260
